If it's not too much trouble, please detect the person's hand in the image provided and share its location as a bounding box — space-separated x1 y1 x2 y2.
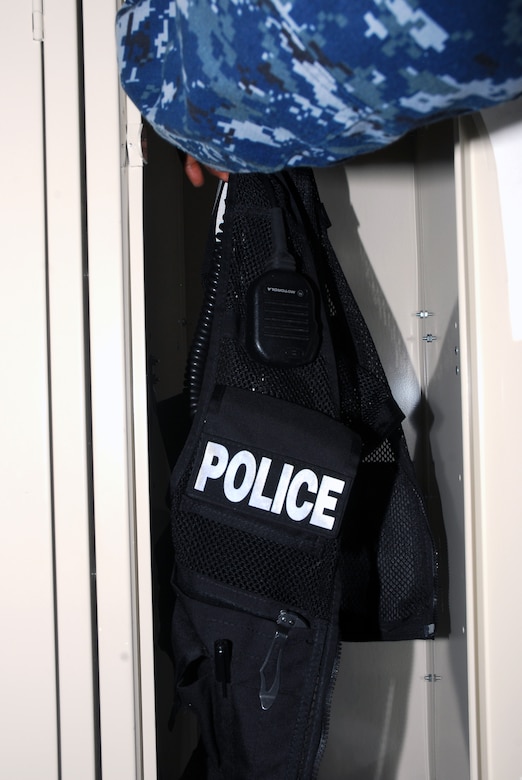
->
183 153 229 187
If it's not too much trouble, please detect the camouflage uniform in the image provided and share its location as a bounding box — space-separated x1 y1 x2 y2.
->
116 0 522 171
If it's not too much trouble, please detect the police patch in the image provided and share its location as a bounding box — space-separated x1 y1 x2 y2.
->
185 386 361 538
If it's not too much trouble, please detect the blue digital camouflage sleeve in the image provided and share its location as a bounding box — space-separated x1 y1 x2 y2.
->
116 0 522 172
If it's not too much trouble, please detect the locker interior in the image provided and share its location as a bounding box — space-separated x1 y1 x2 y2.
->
142 120 469 779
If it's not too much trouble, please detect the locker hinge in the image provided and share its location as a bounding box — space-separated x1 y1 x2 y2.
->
424 674 442 682
422 333 438 343
32 0 44 41
416 310 434 319
126 122 145 168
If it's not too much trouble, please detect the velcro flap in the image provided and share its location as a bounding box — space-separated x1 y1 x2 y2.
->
186 386 360 538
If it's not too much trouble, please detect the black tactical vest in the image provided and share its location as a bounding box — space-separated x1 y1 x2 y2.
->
168 168 437 779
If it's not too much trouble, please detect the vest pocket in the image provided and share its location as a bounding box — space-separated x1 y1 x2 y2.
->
170 586 219 770
171 573 330 779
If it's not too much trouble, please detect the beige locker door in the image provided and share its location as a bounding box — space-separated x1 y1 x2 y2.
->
0 6 59 778
81 0 156 776
1 2 156 777
42 1 98 775
456 99 522 780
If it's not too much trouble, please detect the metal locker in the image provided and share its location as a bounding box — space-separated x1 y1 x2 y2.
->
2 2 521 776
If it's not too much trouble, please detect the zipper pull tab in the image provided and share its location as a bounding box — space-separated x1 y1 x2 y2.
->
259 610 306 711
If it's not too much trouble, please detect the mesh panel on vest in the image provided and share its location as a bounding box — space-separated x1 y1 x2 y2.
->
171 471 339 621
216 338 337 417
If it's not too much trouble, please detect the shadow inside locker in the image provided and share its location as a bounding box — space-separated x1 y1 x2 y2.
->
314 159 449 779
143 125 215 779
